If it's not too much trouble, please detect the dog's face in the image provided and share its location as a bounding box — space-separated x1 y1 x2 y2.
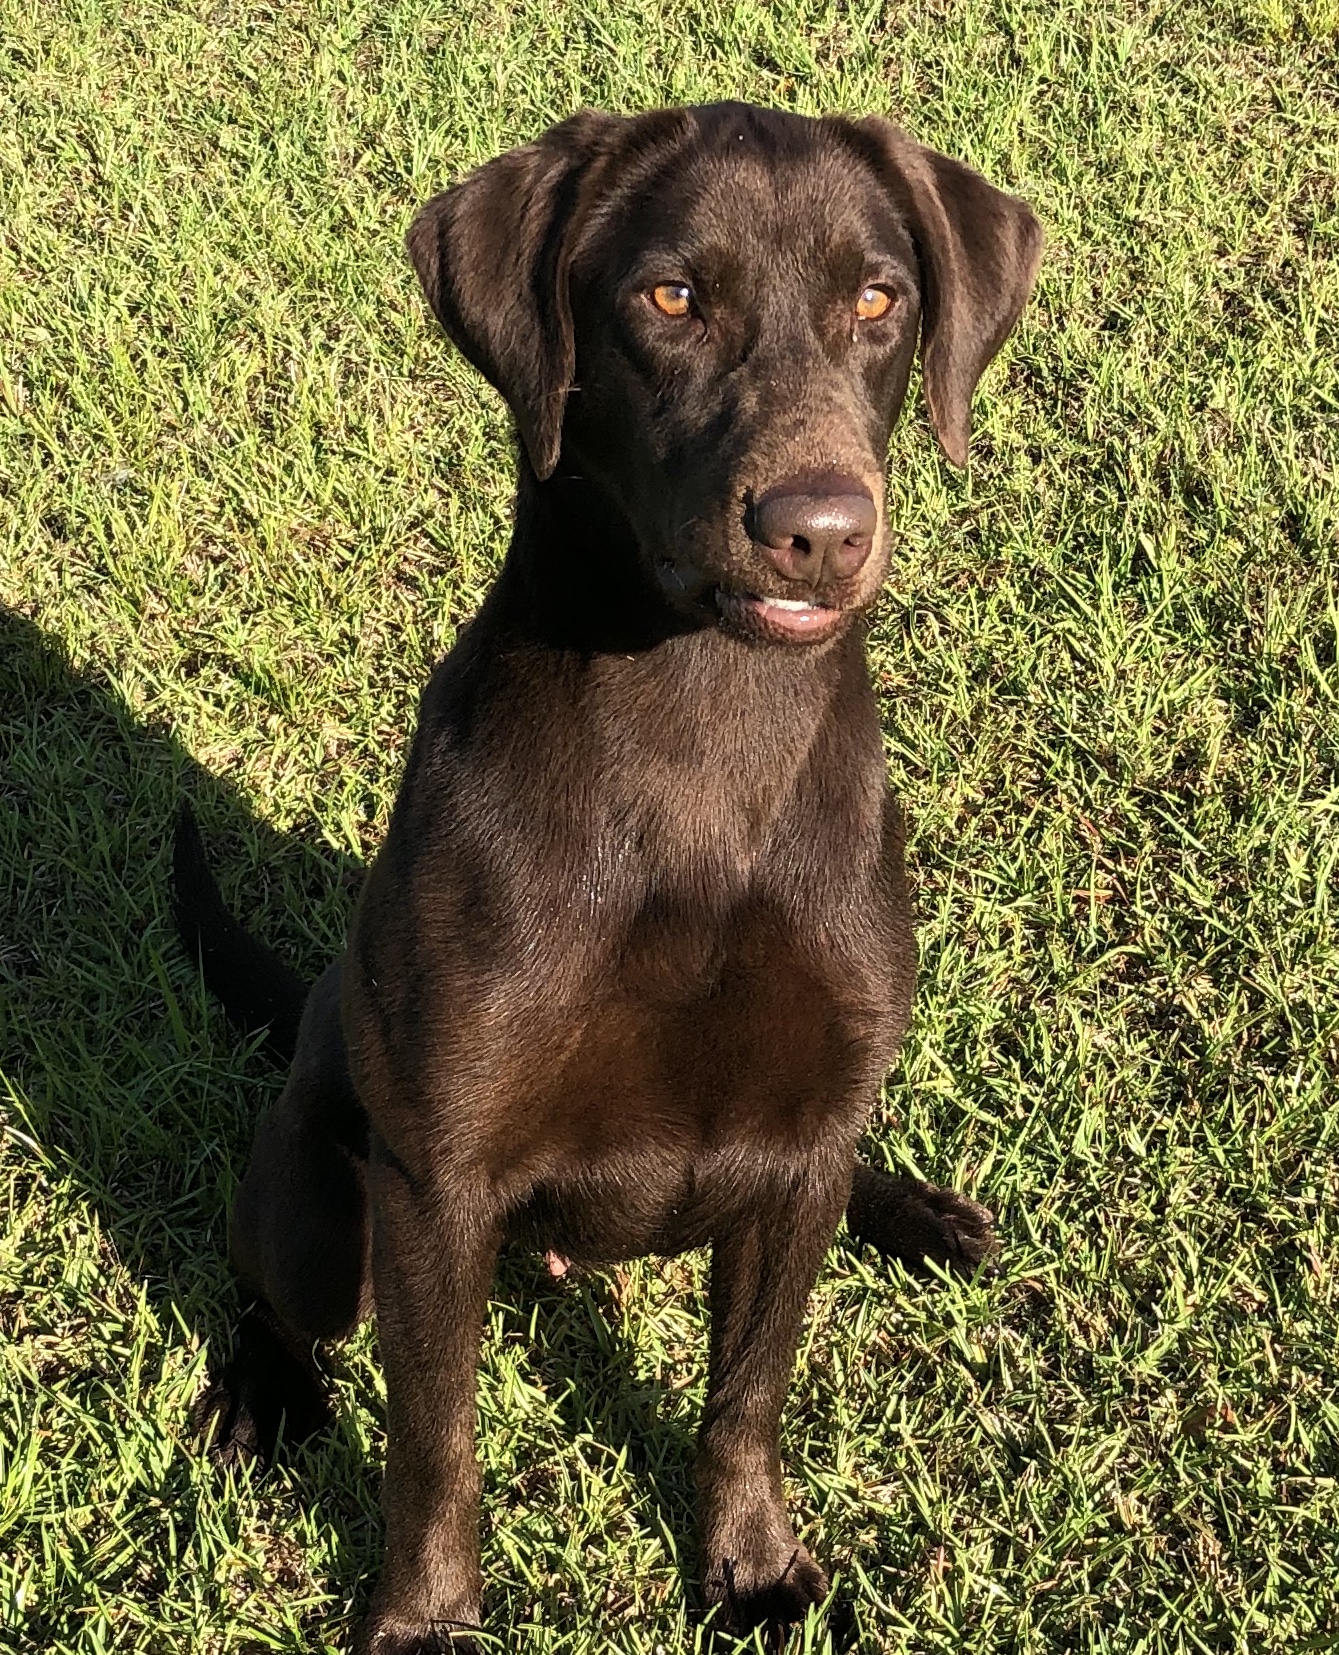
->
409 104 1041 648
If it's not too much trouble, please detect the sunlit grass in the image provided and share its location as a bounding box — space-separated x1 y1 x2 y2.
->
1 0 1337 1649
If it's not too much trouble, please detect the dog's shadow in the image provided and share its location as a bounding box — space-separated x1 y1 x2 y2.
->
0 606 716 1641
1 605 353 1288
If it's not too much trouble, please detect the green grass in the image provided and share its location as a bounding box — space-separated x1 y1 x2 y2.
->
2 0 1338 1648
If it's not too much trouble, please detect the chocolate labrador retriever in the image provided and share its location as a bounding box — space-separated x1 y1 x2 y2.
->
175 101 1040 1651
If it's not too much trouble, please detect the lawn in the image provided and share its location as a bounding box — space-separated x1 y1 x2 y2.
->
1 0 1338 1649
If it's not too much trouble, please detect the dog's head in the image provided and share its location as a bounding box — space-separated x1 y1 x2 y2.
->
408 103 1041 648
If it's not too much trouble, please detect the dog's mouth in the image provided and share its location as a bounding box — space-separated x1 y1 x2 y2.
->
714 588 847 644
654 559 855 646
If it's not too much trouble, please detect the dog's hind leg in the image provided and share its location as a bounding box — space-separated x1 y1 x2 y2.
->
845 1159 996 1276
196 960 371 1465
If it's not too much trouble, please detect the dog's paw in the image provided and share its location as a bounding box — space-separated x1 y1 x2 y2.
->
846 1162 996 1277
705 1538 829 1647
357 1610 484 1654
192 1306 331 1468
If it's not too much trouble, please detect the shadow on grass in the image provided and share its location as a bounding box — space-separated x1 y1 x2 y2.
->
0 603 719 1643
0 606 377 1622
1 603 357 1300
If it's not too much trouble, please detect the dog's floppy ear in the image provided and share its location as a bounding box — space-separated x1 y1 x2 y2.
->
848 119 1043 466
407 112 622 480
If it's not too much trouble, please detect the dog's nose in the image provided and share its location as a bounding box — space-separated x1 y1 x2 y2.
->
749 474 877 583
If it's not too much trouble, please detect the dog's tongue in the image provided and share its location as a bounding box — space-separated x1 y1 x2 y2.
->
545 1249 571 1279
754 597 833 633
717 589 844 641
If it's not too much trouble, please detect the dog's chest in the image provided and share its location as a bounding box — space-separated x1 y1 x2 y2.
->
503 891 891 1261
492 864 903 1185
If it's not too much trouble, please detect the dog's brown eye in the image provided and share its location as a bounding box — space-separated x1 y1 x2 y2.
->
651 282 693 317
856 286 894 321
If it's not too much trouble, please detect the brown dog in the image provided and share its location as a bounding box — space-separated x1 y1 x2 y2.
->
175 102 1040 1652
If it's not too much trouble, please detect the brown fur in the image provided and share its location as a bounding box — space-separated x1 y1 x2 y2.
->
178 102 1040 1651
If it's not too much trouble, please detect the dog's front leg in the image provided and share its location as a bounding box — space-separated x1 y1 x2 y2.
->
359 1145 500 1655
697 1173 846 1641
